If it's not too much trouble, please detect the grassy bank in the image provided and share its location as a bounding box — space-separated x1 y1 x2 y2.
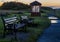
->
26 16 50 42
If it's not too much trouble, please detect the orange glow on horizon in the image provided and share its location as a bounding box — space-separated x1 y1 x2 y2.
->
0 1 60 7
0 2 3 6
42 2 60 6
18 1 60 6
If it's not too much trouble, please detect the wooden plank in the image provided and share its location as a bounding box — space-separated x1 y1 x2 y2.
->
21 16 28 20
4 17 17 24
5 19 17 23
4 17 17 21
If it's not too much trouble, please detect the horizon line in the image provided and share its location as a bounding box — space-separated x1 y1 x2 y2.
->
0 1 60 7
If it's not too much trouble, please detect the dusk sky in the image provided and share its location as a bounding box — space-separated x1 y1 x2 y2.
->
0 0 60 6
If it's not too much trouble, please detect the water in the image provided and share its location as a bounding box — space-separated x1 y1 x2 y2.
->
51 6 60 9
37 16 60 42
48 17 58 20
48 17 60 23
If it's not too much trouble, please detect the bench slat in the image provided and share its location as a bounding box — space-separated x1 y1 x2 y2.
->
1 16 26 38
2 16 26 29
4 17 17 24
21 16 28 20
4 17 17 21
5 19 17 23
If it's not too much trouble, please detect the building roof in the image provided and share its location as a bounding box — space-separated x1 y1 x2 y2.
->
30 1 41 6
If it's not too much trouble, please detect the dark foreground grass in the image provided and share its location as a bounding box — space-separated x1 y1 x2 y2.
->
26 16 50 42
0 12 50 42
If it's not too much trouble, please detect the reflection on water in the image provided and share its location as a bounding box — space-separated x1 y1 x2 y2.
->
51 20 58 23
48 17 58 20
48 17 60 23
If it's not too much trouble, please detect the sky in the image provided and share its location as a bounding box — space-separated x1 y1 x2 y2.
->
0 0 60 6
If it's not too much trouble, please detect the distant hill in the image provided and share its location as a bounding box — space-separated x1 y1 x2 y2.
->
41 6 53 13
0 2 30 10
41 7 53 10
0 2 53 13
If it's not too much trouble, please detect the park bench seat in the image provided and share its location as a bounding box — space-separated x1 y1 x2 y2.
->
1 16 26 38
20 16 33 23
15 23 25 29
4 17 25 29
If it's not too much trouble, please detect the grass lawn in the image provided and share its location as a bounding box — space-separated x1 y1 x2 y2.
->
26 16 50 42
0 12 50 42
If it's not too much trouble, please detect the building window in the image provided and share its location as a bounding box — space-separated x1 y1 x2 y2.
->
32 6 40 12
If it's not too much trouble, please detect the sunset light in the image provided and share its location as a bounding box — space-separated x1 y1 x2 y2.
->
0 0 60 42
0 0 60 6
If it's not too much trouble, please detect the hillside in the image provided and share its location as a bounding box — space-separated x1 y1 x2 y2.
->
0 2 30 10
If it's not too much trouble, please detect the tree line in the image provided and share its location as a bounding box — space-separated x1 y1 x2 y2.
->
0 2 31 10
0 2 52 11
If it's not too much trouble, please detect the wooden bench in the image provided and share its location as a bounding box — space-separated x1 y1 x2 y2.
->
1 16 26 38
20 16 34 27
20 16 33 23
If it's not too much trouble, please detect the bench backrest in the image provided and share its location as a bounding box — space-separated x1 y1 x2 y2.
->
4 17 17 24
21 16 28 20
2 17 18 29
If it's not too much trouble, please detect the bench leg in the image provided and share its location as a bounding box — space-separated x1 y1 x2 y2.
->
23 25 27 32
3 29 6 38
14 29 17 40
9 29 13 35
